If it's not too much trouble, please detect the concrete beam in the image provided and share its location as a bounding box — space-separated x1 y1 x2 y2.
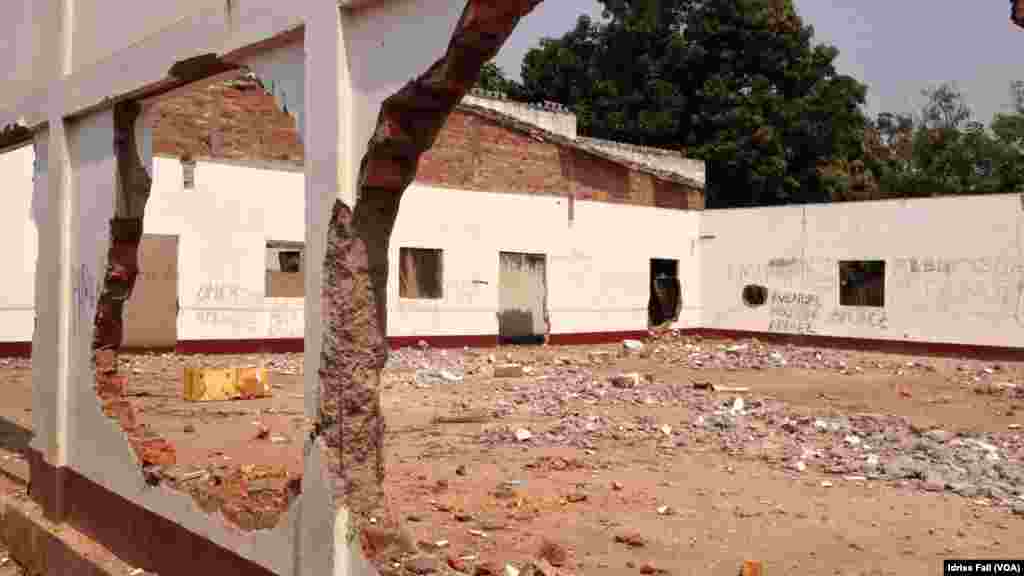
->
0 2 304 129
300 1 545 574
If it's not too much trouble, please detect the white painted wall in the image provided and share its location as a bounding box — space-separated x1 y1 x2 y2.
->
0 1 60 113
700 194 1024 348
388 185 702 337
71 0 224 73
0 145 38 342
16 150 1024 350
145 156 305 341
142 161 702 343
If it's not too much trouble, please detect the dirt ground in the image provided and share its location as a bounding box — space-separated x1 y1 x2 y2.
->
1 334 1023 575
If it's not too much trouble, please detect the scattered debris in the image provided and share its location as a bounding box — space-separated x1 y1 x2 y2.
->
537 539 568 567
614 532 646 548
611 373 642 389
740 560 763 576
494 364 526 378
622 340 644 351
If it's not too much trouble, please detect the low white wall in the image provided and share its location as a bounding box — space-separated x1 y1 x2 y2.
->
700 194 1024 348
0 144 37 342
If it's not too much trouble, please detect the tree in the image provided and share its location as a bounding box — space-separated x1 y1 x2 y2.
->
865 82 1024 198
517 0 869 207
474 61 521 96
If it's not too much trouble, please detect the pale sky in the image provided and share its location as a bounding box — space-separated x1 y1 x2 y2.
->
495 1 1024 125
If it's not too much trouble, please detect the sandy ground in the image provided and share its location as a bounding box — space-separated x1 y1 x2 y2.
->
1 334 1023 575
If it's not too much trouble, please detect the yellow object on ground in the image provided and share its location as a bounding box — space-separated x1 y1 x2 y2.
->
184 367 271 402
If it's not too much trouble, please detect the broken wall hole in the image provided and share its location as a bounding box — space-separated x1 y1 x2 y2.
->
90 69 307 537
742 284 768 308
839 260 886 307
649 258 681 326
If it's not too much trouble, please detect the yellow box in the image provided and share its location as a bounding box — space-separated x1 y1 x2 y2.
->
184 367 271 402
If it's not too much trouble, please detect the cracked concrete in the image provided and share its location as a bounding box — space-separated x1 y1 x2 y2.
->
314 0 545 564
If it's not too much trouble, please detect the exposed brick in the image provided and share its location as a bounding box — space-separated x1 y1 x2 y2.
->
101 399 137 432
148 77 702 209
130 438 177 468
95 373 128 398
94 349 117 374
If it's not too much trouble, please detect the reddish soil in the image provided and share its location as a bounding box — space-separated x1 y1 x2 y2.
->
1 337 1022 575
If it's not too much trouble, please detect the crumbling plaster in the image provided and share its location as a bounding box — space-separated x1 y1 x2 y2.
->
18 1 545 575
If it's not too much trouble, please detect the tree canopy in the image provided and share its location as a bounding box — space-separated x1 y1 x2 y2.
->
475 1 1024 206
862 82 1024 199
510 0 869 207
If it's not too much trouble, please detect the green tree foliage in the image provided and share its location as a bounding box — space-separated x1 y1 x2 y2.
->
515 0 869 207
866 82 1024 198
474 61 524 96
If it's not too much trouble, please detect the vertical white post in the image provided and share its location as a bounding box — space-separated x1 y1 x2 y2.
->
300 3 355 575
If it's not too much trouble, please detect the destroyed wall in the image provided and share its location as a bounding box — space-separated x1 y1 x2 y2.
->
0 144 37 347
701 193 1024 349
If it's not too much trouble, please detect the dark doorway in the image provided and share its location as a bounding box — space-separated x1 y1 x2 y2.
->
649 258 681 327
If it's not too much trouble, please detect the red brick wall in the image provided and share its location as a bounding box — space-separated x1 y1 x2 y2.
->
148 78 303 163
147 80 701 209
417 110 700 209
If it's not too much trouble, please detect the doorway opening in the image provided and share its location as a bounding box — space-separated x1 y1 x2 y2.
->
498 252 548 345
648 258 681 327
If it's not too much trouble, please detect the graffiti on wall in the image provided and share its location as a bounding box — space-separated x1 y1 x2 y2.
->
729 256 838 294
72 264 98 335
825 307 888 330
268 308 302 338
767 290 822 334
194 309 261 336
194 282 259 306
890 256 1024 324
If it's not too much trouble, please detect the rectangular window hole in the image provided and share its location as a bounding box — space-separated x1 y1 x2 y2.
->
266 241 304 297
839 260 885 307
400 247 443 299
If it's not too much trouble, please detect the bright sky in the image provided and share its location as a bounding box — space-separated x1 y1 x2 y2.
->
494 0 1024 125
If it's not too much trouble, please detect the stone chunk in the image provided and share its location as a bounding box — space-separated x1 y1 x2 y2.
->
494 364 525 378
611 373 641 389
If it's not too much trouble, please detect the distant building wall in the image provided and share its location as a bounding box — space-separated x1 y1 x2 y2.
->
142 156 702 345
5 146 1024 352
0 144 37 344
700 193 1024 349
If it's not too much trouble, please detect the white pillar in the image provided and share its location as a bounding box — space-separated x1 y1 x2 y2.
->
297 2 472 574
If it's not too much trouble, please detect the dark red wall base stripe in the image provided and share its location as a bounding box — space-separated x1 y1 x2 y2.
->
682 328 1024 362
4 328 1023 361
27 450 276 576
0 341 31 358
174 338 304 355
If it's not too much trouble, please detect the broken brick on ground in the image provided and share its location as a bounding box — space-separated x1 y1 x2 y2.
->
2 332 1022 574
